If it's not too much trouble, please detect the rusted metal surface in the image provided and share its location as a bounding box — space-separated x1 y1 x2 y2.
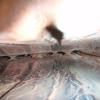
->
0 38 100 100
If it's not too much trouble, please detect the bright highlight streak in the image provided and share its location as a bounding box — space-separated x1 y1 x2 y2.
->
11 7 48 41
55 0 100 39
1 0 100 42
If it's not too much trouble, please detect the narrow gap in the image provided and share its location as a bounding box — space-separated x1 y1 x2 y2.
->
71 50 100 58
15 54 31 59
57 51 66 55
0 81 21 99
47 52 54 55
0 56 11 60
71 50 80 54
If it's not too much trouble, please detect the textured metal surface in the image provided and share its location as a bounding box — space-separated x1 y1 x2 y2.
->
0 54 100 100
0 37 100 57
0 38 100 100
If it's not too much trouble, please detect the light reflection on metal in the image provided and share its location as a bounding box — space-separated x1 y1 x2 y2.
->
0 0 100 100
1 0 100 42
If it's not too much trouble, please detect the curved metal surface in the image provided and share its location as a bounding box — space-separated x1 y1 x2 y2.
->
0 55 100 100
0 36 100 100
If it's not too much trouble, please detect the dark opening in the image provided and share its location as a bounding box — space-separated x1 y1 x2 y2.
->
57 51 66 55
